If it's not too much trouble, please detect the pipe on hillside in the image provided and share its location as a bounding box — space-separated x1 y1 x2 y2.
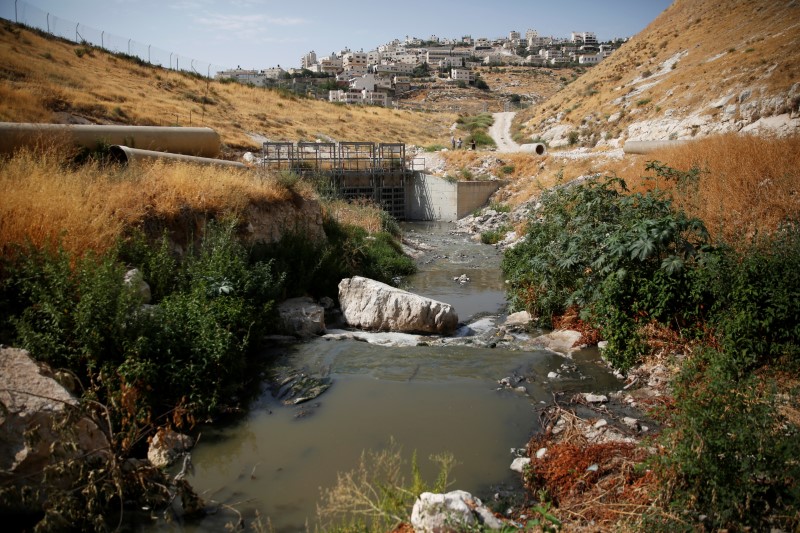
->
519 143 547 155
623 140 691 155
0 123 221 158
109 145 246 169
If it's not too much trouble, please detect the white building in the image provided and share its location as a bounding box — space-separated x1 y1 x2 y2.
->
571 31 599 48
263 66 286 79
318 55 343 75
578 53 602 65
301 51 317 69
525 29 538 41
451 68 476 82
375 63 415 75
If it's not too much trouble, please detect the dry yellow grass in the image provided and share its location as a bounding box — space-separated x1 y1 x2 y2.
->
616 134 800 242
0 146 295 257
0 23 455 151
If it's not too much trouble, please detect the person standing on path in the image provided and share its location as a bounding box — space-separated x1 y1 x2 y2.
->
457 137 462 149
451 135 456 149
470 139 476 150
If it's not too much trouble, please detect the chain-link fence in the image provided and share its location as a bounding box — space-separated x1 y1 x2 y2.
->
1 0 229 77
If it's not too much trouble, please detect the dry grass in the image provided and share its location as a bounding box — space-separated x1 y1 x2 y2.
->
613 134 800 242
0 23 455 151
0 146 294 257
524 407 659 530
324 199 385 234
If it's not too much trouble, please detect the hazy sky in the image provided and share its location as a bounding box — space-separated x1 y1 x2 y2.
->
3 0 673 71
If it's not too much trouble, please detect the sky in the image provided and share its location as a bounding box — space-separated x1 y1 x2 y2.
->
2 0 673 73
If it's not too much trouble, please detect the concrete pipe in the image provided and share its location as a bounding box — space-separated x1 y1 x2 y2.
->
623 140 691 155
109 145 246 169
519 143 547 155
0 123 221 158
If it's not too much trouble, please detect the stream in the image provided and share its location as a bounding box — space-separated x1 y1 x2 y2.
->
168 222 621 531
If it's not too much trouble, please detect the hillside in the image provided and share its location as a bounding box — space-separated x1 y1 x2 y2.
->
516 0 800 148
0 22 454 152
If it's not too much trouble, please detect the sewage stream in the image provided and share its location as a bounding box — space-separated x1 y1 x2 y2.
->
170 222 621 531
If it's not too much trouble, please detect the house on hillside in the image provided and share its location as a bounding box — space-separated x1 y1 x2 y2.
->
451 68 476 83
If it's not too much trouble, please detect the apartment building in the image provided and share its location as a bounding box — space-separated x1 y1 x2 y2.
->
301 51 317 69
451 68 476 83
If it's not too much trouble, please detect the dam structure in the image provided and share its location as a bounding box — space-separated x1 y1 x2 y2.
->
261 141 504 221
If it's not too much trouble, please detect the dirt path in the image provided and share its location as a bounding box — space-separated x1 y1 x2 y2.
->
489 111 521 153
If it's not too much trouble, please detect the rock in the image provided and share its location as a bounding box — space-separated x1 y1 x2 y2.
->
147 428 194 468
338 276 458 335
530 329 582 356
0 347 109 483
583 393 608 404
453 274 470 284
278 297 326 338
124 268 151 304
594 419 608 429
535 447 548 460
273 370 332 405
411 490 504 532
622 417 640 429
504 311 531 328
510 457 531 473
547 371 559 380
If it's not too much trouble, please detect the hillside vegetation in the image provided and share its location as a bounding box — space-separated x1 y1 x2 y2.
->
0 22 454 151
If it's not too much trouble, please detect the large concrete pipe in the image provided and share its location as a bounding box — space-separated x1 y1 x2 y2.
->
623 140 691 155
519 143 547 155
0 123 221 158
109 145 246 169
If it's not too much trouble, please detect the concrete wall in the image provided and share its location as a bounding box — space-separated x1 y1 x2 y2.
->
406 174 505 221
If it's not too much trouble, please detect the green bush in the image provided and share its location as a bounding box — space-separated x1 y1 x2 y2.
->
710 223 800 376
10 220 284 419
502 169 713 369
480 226 510 245
656 349 800 530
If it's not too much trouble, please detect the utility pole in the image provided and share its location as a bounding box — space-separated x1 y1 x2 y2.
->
101 31 104 49
14 0 18 23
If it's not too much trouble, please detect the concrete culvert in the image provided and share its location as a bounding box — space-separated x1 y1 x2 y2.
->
519 143 547 155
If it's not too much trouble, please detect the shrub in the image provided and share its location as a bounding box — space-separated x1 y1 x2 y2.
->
10 220 284 419
502 168 713 369
656 349 800 530
481 226 510 245
709 222 800 376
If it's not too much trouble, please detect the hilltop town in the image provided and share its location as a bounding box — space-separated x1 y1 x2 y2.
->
216 30 624 107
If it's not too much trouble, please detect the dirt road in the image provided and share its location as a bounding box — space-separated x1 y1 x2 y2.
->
489 111 521 153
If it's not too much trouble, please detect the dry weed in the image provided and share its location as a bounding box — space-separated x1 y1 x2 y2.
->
0 148 293 257
527 406 659 530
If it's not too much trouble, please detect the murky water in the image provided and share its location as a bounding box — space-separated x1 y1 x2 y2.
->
173 222 620 531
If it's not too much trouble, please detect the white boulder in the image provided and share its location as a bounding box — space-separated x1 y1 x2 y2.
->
411 490 504 532
338 276 458 335
0 347 109 482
